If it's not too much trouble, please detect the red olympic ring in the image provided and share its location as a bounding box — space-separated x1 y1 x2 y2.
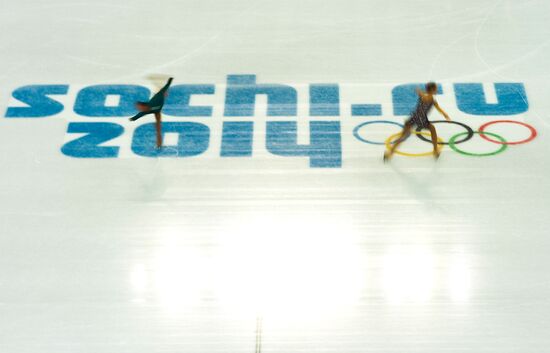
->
478 120 537 145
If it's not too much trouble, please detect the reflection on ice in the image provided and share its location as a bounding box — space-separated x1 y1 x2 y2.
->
383 246 435 304
382 246 473 304
130 233 211 314
213 216 365 322
130 263 148 302
449 253 472 302
129 224 473 318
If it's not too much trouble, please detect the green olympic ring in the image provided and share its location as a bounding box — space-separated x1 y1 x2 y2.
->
448 131 508 157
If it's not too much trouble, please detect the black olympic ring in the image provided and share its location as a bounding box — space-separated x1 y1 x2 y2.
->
415 120 474 145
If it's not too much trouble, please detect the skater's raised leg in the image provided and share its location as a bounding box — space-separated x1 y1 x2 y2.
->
129 102 153 121
129 111 152 121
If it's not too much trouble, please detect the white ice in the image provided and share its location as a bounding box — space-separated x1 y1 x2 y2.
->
1 0 550 352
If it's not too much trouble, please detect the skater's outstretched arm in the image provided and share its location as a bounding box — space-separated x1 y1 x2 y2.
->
159 77 174 96
129 110 153 121
433 101 451 121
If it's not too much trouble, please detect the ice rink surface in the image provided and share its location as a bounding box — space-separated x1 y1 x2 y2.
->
1 0 550 352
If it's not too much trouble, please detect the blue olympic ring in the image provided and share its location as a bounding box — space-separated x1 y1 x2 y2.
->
353 120 404 145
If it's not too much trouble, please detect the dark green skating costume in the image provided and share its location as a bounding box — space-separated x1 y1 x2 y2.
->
129 77 173 121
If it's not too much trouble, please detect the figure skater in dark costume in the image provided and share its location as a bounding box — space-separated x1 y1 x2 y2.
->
129 77 174 148
384 82 451 162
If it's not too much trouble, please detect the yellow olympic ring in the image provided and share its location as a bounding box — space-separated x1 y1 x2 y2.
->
385 131 444 157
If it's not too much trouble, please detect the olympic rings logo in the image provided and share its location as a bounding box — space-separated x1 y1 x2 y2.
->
353 119 538 157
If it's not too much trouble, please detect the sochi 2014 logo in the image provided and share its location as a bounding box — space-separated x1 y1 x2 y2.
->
3 75 537 168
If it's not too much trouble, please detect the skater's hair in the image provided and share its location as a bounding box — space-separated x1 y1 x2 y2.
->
425 82 437 93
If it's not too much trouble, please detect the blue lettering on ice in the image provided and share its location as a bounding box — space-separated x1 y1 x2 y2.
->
309 84 340 116
74 85 150 117
392 83 443 116
61 122 123 158
5 85 68 118
454 83 528 115
163 84 215 116
220 121 254 157
131 122 210 157
224 75 297 116
351 104 382 116
266 121 342 168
